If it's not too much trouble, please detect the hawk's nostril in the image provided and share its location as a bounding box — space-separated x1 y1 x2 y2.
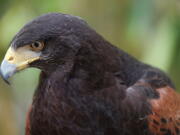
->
8 56 14 61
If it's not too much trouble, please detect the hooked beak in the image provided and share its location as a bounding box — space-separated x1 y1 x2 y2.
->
0 46 41 84
0 60 17 84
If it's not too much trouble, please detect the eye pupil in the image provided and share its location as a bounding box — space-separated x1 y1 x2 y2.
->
33 42 40 48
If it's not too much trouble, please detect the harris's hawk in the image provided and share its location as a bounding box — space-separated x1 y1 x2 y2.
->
0 13 180 135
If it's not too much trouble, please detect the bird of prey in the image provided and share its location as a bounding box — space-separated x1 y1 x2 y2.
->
0 13 180 135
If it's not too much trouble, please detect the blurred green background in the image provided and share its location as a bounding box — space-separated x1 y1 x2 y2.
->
0 0 179 134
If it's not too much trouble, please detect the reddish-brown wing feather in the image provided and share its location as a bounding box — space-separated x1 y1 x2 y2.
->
26 106 32 135
148 87 180 135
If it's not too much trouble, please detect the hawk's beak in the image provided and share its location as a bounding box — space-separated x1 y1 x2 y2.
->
0 59 17 84
0 46 41 84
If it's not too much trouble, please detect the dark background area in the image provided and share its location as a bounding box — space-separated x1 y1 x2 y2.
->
0 0 179 134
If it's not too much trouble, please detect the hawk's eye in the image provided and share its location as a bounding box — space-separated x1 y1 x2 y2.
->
30 41 44 51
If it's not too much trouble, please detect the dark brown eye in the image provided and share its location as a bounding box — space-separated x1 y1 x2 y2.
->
30 41 44 51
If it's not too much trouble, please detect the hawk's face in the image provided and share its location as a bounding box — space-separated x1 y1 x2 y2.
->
0 13 88 83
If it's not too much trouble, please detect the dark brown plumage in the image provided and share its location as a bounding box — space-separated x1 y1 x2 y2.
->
0 13 180 135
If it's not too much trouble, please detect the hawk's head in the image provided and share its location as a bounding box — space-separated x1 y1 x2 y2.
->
0 13 95 83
